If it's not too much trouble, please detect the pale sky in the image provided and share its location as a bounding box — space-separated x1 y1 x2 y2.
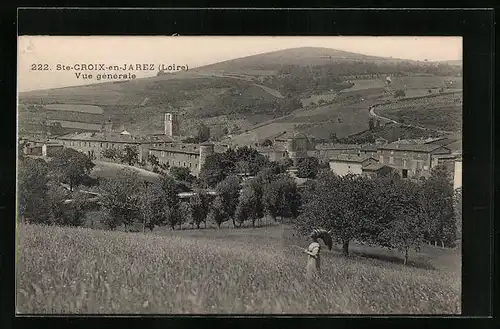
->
18 36 462 92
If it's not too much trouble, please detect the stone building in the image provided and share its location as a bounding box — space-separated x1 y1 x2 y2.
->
313 143 365 164
329 154 379 176
56 131 162 163
377 142 452 179
147 142 214 175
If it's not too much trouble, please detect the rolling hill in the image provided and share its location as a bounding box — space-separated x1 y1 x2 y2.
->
18 47 462 140
190 47 395 74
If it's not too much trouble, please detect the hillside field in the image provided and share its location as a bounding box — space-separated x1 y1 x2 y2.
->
16 223 461 314
18 45 462 139
375 93 463 133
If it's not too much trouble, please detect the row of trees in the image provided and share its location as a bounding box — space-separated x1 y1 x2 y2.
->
95 162 301 231
19 144 461 266
294 165 457 264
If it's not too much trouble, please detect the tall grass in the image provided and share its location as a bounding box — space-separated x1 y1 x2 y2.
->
16 223 460 314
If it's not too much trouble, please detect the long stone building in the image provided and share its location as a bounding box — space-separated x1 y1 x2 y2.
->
21 111 462 183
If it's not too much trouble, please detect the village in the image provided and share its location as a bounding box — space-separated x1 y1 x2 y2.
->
16 35 469 315
20 110 463 192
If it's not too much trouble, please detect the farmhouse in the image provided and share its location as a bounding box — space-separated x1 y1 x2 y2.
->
377 142 452 179
329 154 378 176
314 143 364 164
148 143 215 175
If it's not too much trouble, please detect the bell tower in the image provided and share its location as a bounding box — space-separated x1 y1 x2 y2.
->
164 113 179 137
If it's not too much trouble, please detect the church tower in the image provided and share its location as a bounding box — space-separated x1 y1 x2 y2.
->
164 113 179 137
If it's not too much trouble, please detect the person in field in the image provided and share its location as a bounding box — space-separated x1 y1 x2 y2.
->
303 228 332 281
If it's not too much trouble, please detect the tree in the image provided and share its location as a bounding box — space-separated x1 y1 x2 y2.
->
209 196 227 229
235 184 260 227
50 189 89 227
279 158 294 171
296 157 319 179
102 148 121 161
261 139 273 147
295 172 372 256
147 153 160 171
162 204 179 231
177 202 191 230
99 169 142 230
120 145 139 166
50 148 95 191
247 178 265 225
49 122 64 136
159 174 181 210
329 131 338 143
170 166 194 183
233 146 269 176
376 179 426 265
394 89 406 98
215 175 241 228
189 190 211 229
368 118 375 130
18 157 50 222
197 123 211 143
199 152 235 187
138 180 167 232
421 164 456 247
262 174 300 221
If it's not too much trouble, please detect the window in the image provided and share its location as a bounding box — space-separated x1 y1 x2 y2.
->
161 151 165 157
379 155 384 163
402 169 408 178
100 143 103 147
389 156 394 164
403 160 407 168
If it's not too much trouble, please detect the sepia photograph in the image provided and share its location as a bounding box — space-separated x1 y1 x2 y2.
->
16 35 463 315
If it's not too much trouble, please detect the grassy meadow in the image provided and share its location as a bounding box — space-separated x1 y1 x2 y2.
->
16 223 461 315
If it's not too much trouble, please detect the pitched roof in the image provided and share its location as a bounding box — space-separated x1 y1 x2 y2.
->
362 163 387 171
330 154 376 163
57 132 177 144
424 137 458 146
359 144 378 152
443 139 462 152
256 145 287 153
378 142 449 153
316 143 362 150
57 132 144 143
